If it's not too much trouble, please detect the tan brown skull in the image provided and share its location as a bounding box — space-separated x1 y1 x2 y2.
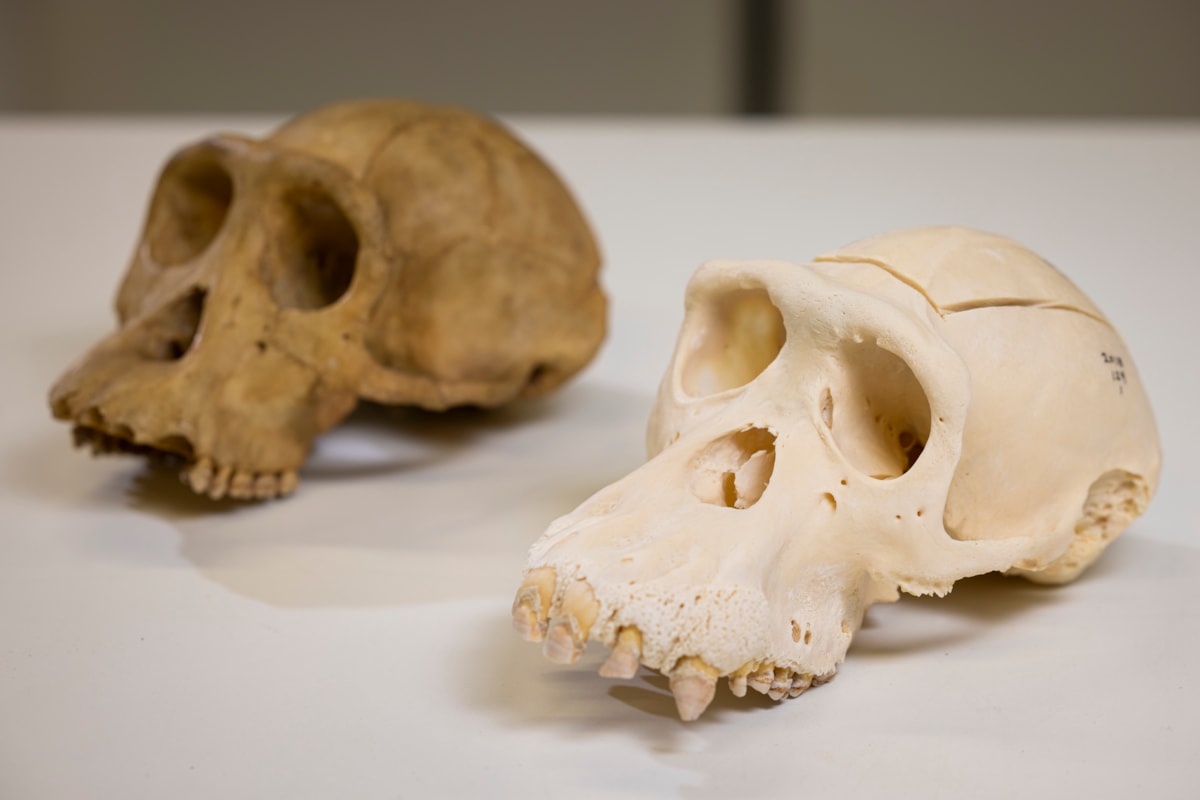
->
512 226 1160 720
50 99 605 500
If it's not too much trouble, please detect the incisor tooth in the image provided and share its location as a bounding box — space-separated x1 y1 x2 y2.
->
511 567 557 642
558 579 599 629
253 473 277 499
599 627 642 679
229 471 254 499
669 657 719 721
541 578 599 662
511 603 541 641
542 615 586 664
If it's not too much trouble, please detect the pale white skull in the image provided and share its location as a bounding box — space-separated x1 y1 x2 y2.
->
512 226 1160 720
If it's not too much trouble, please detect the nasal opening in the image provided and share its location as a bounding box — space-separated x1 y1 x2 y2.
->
689 426 777 509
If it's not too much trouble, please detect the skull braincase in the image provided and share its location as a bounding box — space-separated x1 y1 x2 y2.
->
49 99 606 499
513 226 1159 721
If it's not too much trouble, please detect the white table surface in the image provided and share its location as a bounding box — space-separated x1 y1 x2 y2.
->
1 115 1197 799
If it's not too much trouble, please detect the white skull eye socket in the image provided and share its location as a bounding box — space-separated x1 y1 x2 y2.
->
262 187 359 310
824 340 930 480
146 151 233 266
680 288 786 397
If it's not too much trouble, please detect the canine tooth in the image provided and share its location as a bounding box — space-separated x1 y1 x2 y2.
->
542 615 586 664
511 567 556 642
187 458 214 494
208 464 233 500
669 657 719 721
541 579 599 664
558 579 599 631
599 627 642 679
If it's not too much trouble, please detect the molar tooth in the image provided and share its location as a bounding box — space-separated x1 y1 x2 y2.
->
669 657 719 721
253 473 278 500
229 471 255 499
813 670 837 687
599 627 642 679
789 673 814 698
746 666 774 695
511 567 557 642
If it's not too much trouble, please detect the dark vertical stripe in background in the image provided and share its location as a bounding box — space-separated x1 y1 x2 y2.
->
740 0 784 114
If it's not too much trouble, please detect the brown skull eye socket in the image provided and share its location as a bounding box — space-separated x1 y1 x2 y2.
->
824 340 931 480
263 187 358 310
680 288 786 397
146 152 233 266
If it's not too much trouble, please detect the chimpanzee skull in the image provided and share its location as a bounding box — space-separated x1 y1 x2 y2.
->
512 226 1159 720
49 99 605 500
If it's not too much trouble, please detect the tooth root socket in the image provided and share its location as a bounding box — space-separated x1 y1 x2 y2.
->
669 657 719 721
598 627 642 679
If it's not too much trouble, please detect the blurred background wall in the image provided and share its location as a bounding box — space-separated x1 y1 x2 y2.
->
0 0 1197 116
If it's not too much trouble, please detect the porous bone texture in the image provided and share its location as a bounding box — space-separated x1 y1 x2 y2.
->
513 226 1159 720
